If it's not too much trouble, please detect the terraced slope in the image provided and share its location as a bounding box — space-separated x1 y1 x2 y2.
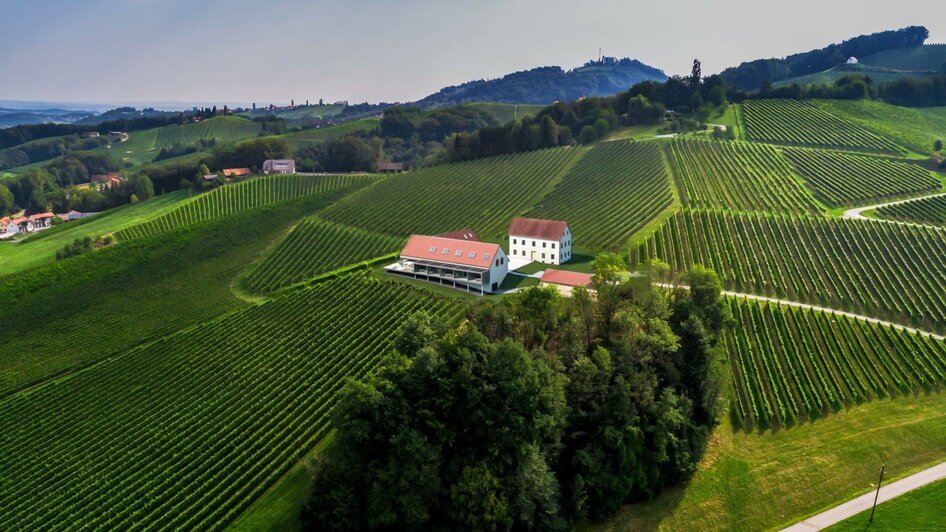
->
462 102 546 124
112 116 261 166
860 44 946 71
783 148 940 207
727 298 946 429
115 174 375 241
282 118 380 148
524 140 672 249
670 139 821 213
323 147 583 238
243 218 403 293
0 275 461 530
631 209 946 332
742 99 904 154
875 195 946 226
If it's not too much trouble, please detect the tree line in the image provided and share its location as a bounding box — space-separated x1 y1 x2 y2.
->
301 260 728 530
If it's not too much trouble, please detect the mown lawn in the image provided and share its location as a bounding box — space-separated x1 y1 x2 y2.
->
827 477 946 531
591 391 946 531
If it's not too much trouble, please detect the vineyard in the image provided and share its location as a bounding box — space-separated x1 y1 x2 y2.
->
0 275 461 530
462 102 547 124
875 194 946 226
860 44 946 71
525 140 672 249
630 209 946 332
670 139 821 213
283 118 380 147
154 116 261 148
783 148 940 207
115 174 375 241
742 99 905 154
726 298 946 429
815 99 946 154
243 217 403 293
323 146 583 238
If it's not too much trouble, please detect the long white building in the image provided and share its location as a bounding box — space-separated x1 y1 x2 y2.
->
390 234 509 294
508 217 572 265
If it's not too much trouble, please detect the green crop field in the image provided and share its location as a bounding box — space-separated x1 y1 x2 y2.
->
323 146 583 238
523 140 673 249
742 99 905 154
0 275 460 530
860 43 946 71
282 117 380 148
631 209 946 333
0 190 190 277
875 194 946 226
828 477 946 531
670 139 821 213
243 217 403 293
462 102 547 124
783 147 940 207
726 298 946 429
105 116 262 166
115 174 375 241
238 105 345 122
815 99 946 154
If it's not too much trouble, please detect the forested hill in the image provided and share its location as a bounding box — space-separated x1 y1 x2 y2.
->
415 57 667 108
721 26 929 90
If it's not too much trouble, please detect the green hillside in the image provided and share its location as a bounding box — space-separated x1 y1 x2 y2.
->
461 102 546 124
280 117 379 149
106 115 262 166
814 99 946 153
875 194 946 226
860 43 946 71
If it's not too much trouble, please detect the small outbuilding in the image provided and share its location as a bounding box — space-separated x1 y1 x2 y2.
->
262 159 296 174
540 269 594 296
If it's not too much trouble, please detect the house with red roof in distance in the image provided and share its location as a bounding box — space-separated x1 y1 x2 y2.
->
507 217 572 265
9 216 30 233
388 233 509 294
378 161 405 173
90 172 124 191
262 159 296 175
28 212 56 231
0 216 13 237
222 167 252 179
540 269 594 296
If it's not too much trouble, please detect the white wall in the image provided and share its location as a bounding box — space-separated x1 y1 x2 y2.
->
508 228 571 265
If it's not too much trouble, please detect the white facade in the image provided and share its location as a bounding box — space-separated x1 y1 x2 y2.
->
263 159 296 174
509 226 572 265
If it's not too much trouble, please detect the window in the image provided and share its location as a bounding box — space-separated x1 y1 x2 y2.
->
495 259 499 267
551 243 555 249
513 238 517 244
442 248 450 255
469 252 476 258
500 257 504 265
542 253 546 259
512 249 516 255
429 246 437 253
482 254 490 260
532 240 536 247
551 254 555 261
542 242 547 248
455 250 463 256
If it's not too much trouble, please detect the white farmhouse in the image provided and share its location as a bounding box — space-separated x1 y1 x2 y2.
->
508 217 572 265
390 234 508 294
262 159 296 174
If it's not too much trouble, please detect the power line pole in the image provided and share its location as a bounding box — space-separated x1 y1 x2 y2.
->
870 464 886 523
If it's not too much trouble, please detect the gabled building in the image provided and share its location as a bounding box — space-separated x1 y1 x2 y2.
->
540 269 594 296
222 167 252 178
389 234 508 294
28 212 55 231
508 217 572 265
90 172 124 190
262 159 296 175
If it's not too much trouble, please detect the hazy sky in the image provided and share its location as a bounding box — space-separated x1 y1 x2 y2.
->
0 0 942 106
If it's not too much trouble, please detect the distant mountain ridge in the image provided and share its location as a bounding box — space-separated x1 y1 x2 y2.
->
414 57 667 108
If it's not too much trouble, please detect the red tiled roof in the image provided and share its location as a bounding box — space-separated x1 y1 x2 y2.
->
222 167 251 177
401 235 502 270
508 217 568 241
0 217 10 225
29 212 54 221
11 217 28 224
436 229 480 241
379 161 405 171
541 269 594 288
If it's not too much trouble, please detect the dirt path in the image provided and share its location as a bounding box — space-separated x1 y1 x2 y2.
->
842 192 946 223
655 283 945 341
781 460 946 531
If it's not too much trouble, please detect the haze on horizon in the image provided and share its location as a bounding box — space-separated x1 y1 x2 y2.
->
1 0 942 107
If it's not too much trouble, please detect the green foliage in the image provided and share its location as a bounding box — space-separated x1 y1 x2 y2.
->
875 194 946 226
727 298 946 429
0 276 461 529
527 140 673 249
783 148 940 207
671 139 821 213
115 174 375 241
631 209 946 332
55 236 94 260
283 118 380 146
322 147 581 238
743 99 904 154
243 217 403 293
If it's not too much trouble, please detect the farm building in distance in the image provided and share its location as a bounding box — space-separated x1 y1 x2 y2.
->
540 269 594 296
90 173 124 190
222 167 252 178
508 217 572 265
378 161 405 173
262 159 296 174
388 234 508 294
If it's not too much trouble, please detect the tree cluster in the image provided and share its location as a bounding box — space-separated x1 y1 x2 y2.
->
301 261 728 530
720 26 929 90
0 134 109 171
296 136 381 173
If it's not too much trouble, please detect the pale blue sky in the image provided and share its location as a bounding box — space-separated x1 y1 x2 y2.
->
0 0 941 106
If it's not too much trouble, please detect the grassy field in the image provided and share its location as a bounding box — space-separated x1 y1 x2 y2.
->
0 190 191 277
593 390 946 531
101 116 261 166
323 146 583 239
827 476 946 531
525 140 673 249
281 117 380 149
